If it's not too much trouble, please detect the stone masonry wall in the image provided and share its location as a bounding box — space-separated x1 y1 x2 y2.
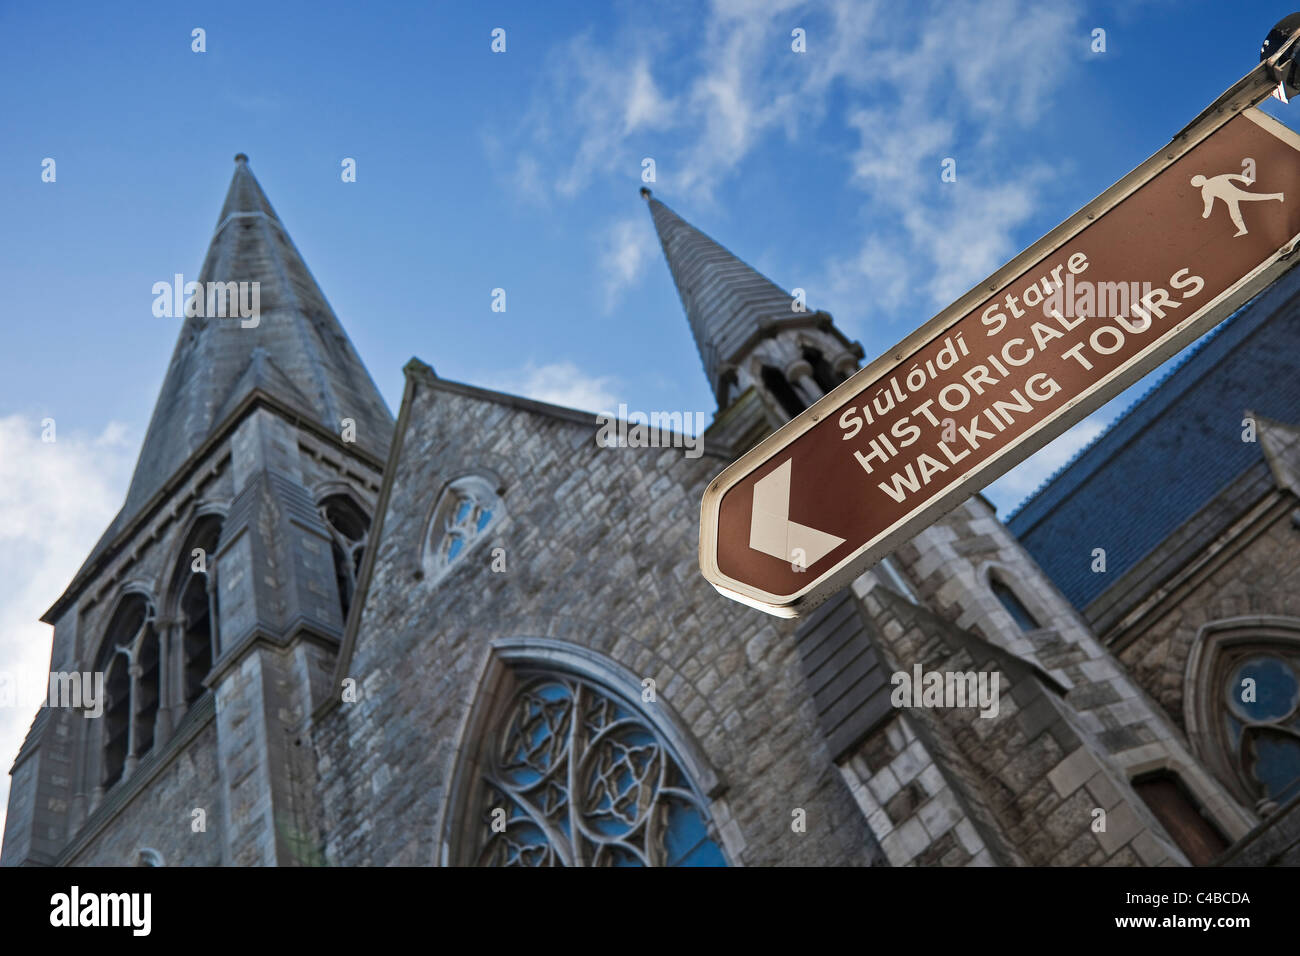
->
838 711 1000 866
849 580 1186 866
312 373 884 867
66 719 224 866
1117 499 1300 736
892 496 1257 845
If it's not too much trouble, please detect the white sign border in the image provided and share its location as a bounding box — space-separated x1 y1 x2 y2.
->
700 64 1300 618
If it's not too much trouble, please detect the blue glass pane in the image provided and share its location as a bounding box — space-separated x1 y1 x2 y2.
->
504 765 542 787
604 846 644 867
476 508 493 531
622 727 654 747
534 682 570 701
586 738 656 837
1250 731 1300 803
663 799 726 867
677 838 728 867
500 683 571 786
1228 657 1300 722
447 537 463 561
455 501 472 523
501 821 551 867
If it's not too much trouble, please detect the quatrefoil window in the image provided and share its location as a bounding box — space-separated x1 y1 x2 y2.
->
1185 621 1300 814
1220 651 1300 807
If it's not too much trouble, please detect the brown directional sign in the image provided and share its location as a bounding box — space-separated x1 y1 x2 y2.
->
700 63 1300 617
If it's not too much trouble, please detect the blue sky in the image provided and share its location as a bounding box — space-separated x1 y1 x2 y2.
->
2 0 1298 833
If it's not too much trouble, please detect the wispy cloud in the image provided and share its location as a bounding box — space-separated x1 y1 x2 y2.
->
515 40 677 201
486 361 619 413
497 0 1082 327
816 0 1082 333
504 0 866 207
598 217 657 312
0 415 133 840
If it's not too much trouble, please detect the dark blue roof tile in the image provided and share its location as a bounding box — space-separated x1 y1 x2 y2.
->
1008 263 1300 611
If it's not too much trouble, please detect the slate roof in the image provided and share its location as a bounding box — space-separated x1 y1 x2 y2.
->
1007 261 1300 612
54 157 394 610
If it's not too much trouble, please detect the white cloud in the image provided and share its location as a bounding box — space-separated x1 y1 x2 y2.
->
512 154 547 205
814 0 1082 334
521 39 678 201
501 0 1081 324
487 362 620 413
599 217 657 311
506 0 1078 205
0 415 134 843
506 0 865 207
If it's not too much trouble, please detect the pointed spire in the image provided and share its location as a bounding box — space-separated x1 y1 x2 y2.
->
217 152 279 225
644 190 844 405
108 156 394 548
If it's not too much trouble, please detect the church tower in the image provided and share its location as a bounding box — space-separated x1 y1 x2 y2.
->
1 156 393 866
641 188 863 451
642 191 1259 867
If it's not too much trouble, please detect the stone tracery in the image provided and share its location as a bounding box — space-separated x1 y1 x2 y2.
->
474 673 725 868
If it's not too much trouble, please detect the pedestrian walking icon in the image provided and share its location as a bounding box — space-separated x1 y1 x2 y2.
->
1191 169 1285 236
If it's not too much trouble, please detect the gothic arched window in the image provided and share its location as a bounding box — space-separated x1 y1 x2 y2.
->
991 575 1039 631
717 369 738 409
1185 621 1300 814
762 365 806 420
803 347 845 394
319 494 370 624
443 647 727 867
1132 771 1228 865
98 640 130 790
135 625 160 756
1217 650 1300 808
423 476 501 577
172 516 222 711
95 593 158 790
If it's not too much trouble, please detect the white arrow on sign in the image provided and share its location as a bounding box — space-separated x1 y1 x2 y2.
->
749 459 845 567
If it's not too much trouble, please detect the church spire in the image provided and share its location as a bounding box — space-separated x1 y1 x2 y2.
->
63 156 394 594
642 189 860 414
120 155 393 524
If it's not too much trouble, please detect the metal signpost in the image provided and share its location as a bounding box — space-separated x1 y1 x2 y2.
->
701 34 1300 618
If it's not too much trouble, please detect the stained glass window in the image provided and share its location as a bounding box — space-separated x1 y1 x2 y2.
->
1220 652 1300 806
425 476 501 576
473 673 727 867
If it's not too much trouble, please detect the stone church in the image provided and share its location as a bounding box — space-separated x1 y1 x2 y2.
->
3 156 1299 866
